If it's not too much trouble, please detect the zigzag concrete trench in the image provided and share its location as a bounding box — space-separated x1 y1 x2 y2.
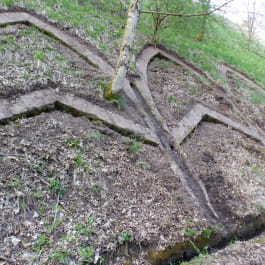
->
0 9 264 265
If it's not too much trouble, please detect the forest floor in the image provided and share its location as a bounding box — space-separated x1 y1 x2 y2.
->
0 7 265 265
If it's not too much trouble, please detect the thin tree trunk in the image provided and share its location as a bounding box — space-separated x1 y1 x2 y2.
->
105 0 140 98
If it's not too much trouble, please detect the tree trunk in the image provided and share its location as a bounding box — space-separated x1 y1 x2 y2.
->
105 0 140 99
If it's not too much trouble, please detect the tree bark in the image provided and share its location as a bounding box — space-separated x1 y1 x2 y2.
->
105 0 140 98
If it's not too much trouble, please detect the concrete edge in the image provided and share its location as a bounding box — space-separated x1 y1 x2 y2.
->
172 103 265 146
135 45 265 147
0 11 114 75
0 90 160 145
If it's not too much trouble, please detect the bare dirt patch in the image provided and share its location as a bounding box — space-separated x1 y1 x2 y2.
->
181 122 265 223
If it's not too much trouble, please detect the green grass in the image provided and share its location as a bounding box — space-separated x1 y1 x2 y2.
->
1 0 265 87
1 0 126 55
250 91 265 105
138 6 265 87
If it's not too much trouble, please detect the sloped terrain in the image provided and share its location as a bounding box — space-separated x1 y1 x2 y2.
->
0 5 264 265
184 232 265 265
147 57 234 127
1 111 208 265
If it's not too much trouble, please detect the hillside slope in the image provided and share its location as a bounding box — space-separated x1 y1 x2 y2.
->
0 1 264 265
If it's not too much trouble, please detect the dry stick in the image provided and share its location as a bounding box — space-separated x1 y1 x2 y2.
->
0 255 16 263
0 152 25 157
140 0 233 17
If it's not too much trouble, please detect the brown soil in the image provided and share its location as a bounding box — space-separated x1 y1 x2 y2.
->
0 111 208 265
0 8 264 265
147 57 236 129
181 122 265 223
0 23 146 127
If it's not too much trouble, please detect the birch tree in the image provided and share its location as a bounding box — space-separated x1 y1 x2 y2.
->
196 0 211 41
104 0 140 99
105 0 233 99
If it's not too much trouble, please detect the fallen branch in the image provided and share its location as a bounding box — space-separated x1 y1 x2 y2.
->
140 0 233 17
0 152 25 157
0 256 16 263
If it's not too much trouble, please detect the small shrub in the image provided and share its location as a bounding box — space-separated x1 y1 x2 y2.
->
127 137 142 154
79 246 95 264
34 50 45 61
168 95 175 103
117 231 133 244
74 152 87 168
202 229 212 239
32 233 50 252
51 247 73 264
67 138 81 148
49 179 66 198
107 94 126 110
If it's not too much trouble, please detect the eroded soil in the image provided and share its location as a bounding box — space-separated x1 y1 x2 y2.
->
181 122 265 222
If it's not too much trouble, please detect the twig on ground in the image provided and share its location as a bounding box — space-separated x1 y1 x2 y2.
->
0 255 16 263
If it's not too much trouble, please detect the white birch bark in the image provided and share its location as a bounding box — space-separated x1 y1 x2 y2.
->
106 0 140 97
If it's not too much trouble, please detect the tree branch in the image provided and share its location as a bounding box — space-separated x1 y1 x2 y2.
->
140 0 233 17
118 0 128 8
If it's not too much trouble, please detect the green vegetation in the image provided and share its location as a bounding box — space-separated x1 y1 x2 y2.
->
117 231 133 244
250 91 265 105
87 132 105 142
126 137 143 154
6 178 21 190
49 179 66 198
74 217 95 237
51 247 74 264
91 184 103 193
74 151 86 168
107 93 126 110
183 222 216 256
139 2 265 85
67 138 81 148
33 49 46 61
32 233 51 252
1 1 264 264
79 246 95 264
2 0 264 87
